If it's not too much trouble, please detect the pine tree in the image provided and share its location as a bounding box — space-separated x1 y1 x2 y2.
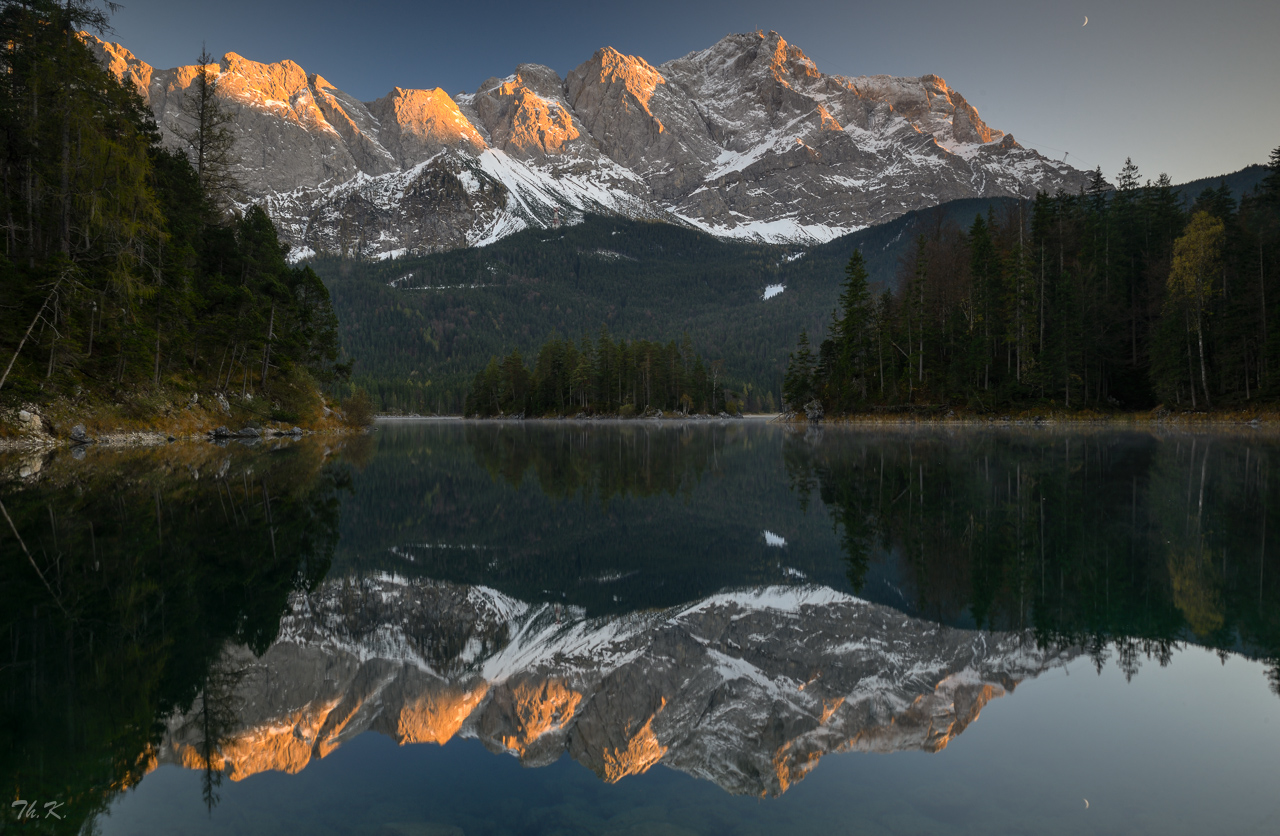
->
783 330 815 410
969 217 1000 395
174 46 241 219
834 250 874 407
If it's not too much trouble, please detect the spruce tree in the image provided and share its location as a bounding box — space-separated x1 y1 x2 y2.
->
783 330 815 410
175 46 241 219
834 250 873 406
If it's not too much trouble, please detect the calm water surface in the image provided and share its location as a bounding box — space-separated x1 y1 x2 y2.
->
3 421 1279 835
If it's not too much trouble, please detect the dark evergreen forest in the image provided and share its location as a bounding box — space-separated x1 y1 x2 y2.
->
464 330 745 417
0 1 345 426
311 199 1065 414
785 156 1280 414
316 167 1267 416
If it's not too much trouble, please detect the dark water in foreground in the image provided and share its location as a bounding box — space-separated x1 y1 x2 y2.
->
2 421 1279 835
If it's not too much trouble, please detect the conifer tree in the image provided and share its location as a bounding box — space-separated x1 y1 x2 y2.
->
783 330 815 410
832 250 874 406
175 46 241 219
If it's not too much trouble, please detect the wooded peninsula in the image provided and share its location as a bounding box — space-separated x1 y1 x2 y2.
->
464 329 748 417
0 1 363 442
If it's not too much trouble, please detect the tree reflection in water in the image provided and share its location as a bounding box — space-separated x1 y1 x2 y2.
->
0 439 353 833
4 424 1279 835
781 427 1280 691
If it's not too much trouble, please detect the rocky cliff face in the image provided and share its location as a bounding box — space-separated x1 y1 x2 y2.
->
86 31 1090 259
157 575 1074 796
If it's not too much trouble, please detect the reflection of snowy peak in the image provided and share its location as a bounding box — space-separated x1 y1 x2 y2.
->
87 31 1090 259
159 575 1074 796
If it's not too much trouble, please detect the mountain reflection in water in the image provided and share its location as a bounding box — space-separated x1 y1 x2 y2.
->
3 421 1279 835
155 575 1068 797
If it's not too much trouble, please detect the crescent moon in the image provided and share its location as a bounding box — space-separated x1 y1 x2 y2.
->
1083 16 1088 26
1084 799 1090 809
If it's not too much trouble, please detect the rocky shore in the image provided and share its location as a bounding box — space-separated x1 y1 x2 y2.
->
0 395 355 452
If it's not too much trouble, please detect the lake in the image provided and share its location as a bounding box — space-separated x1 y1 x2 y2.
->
3 420 1278 835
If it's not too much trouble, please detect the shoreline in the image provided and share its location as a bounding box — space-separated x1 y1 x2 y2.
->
0 426 360 452
371 411 1280 431
0 431 371 486
0 395 364 452
7 405 1276 450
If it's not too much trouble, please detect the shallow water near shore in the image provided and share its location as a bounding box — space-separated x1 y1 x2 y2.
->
3 421 1279 835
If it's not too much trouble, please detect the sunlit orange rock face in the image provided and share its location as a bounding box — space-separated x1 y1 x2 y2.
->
208 723 317 780
564 47 667 143
79 33 488 197
469 65 583 158
369 87 487 166
917 75 998 145
566 47 714 196
215 53 329 130
395 681 491 745
482 677 583 758
598 713 668 783
161 690 347 781
814 105 843 132
80 36 373 193
766 33 822 86
87 38 151 98
847 72 1002 146
766 677 1014 796
591 47 667 121
158 52 343 149
159 668 493 782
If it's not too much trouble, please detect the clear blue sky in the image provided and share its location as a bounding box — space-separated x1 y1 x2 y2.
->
102 0 1278 185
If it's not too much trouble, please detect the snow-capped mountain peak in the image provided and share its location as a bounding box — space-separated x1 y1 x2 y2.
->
84 30 1091 259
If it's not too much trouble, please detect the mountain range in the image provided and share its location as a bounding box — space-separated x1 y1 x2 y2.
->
85 30 1092 259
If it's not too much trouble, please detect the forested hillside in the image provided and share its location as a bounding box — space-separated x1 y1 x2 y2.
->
1172 164 1267 206
0 1 347 432
315 164 1265 416
785 157 1280 413
311 198 1035 413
